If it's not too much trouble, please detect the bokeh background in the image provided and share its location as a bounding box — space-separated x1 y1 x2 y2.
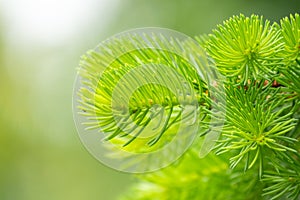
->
0 0 299 199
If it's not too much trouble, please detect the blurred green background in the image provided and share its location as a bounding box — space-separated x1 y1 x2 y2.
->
0 0 299 199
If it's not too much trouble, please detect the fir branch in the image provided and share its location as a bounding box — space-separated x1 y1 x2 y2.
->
214 80 298 176
76 13 300 200
276 14 300 98
119 147 263 200
280 13 300 62
263 151 300 200
78 33 209 151
206 14 283 84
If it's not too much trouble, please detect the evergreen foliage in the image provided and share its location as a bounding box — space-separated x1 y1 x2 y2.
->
77 14 300 199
